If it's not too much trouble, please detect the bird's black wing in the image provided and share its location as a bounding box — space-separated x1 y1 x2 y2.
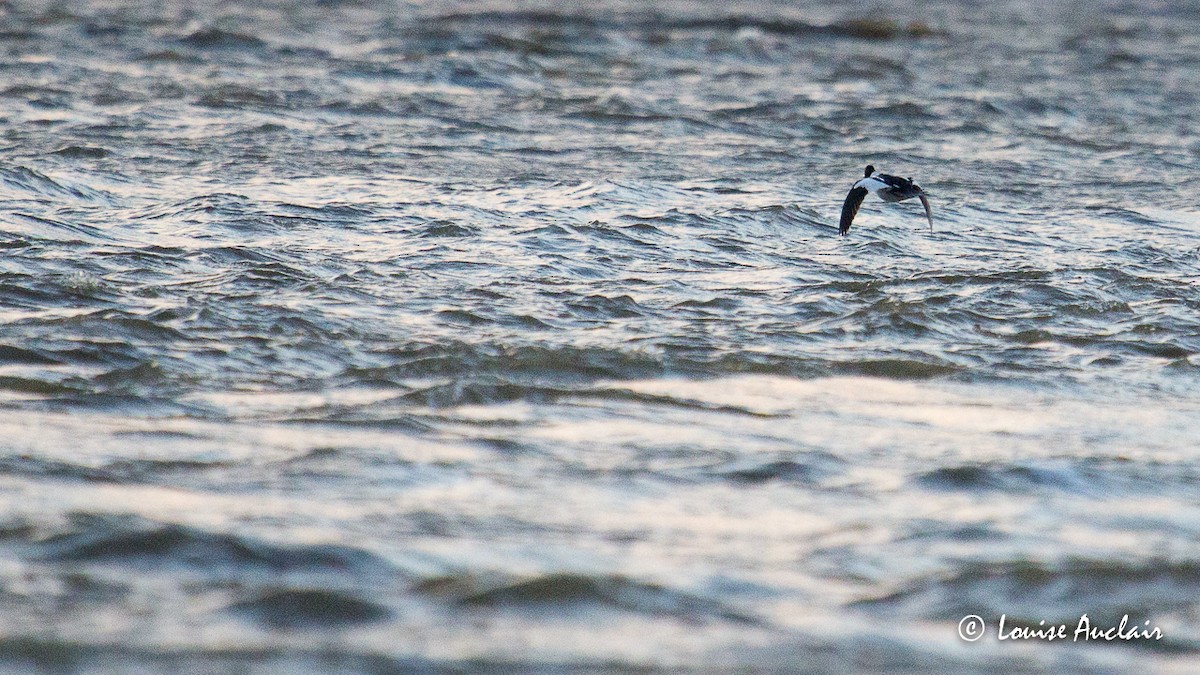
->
839 186 869 235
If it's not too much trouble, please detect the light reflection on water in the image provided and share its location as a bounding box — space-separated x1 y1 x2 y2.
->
1 374 1195 670
0 0 1197 671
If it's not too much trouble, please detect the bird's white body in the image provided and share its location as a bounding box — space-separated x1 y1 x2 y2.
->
853 175 889 191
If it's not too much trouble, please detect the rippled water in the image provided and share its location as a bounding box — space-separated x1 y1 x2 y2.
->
0 0 1198 672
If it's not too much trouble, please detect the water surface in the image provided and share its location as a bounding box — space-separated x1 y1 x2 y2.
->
0 0 1198 672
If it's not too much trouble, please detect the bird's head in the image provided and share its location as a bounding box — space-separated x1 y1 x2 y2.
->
863 165 875 177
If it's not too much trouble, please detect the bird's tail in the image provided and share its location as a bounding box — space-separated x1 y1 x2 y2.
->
918 194 933 232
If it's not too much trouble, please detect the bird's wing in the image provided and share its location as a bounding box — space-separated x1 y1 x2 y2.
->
918 194 933 232
875 173 906 188
839 186 869 235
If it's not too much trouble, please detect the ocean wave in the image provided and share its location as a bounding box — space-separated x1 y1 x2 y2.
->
35 514 395 575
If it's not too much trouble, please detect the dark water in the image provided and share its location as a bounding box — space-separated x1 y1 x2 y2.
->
0 0 1198 672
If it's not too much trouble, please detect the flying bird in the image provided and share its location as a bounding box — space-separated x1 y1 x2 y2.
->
839 165 933 236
